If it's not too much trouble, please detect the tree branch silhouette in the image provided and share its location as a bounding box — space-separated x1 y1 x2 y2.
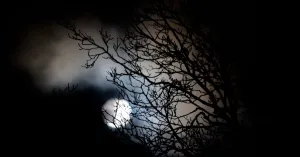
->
60 1 243 156
52 83 79 94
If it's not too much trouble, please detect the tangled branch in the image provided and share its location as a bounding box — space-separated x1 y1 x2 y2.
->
60 1 241 156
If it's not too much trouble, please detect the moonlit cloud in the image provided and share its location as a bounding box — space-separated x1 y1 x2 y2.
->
16 14 219 128
16 14 232 157
17 16 124 92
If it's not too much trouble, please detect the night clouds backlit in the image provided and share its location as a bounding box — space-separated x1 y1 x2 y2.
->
6 1 256 157
16 16 124 92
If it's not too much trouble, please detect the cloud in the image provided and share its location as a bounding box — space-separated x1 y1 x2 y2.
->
17 16 123 92
16 14 231 157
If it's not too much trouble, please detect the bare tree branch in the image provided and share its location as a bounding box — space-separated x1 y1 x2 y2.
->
52 83 79 94
59 1 243 156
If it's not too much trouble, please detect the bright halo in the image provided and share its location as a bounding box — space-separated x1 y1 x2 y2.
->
102 99 132 128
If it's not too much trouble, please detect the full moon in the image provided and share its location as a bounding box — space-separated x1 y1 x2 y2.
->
102 99 132 128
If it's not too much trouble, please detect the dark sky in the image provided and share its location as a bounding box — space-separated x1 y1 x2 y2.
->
4 0 256 156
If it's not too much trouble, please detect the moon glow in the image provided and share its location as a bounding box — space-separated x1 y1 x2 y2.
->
102 99 132 128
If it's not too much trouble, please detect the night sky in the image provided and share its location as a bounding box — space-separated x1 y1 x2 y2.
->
5 0 256 156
